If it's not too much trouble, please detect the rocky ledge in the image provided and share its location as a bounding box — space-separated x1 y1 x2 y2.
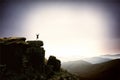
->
0 37 79 80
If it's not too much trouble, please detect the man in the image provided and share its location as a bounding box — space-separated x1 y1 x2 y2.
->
36 34 39 40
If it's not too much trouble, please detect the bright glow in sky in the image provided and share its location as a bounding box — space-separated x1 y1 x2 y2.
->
23 3 111 62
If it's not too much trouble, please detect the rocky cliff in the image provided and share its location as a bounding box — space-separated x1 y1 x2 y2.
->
0 37 79 80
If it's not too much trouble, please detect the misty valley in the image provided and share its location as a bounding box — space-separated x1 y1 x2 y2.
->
62 56 120 80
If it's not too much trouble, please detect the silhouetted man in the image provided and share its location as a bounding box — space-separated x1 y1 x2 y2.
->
36 34 39 40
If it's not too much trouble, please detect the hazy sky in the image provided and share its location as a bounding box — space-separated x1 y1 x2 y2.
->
0 0 120 62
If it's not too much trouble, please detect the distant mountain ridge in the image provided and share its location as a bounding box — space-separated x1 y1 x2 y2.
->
101 54 120 59
62 60 92 73
83 57 111 64
62 59 120 80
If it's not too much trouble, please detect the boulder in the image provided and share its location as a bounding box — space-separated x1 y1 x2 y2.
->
47 56 61 72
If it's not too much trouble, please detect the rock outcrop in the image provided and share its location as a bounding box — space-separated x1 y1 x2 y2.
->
0 37 79 80
47 56 61 72
26 40 45 73
0 37 27 72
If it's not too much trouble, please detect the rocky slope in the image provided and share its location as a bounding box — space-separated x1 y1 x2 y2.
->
0 37 79 80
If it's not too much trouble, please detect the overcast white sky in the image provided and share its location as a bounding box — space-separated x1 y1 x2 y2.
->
1 1 120 62
22 2 114 62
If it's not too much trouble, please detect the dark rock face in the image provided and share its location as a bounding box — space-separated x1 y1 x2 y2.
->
0 37 79 80
26 41 45 73
47 56 61 72
0 37 27 72
0 38 46 73
45 56 61 78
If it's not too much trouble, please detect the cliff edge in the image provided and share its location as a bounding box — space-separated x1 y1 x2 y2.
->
0 37 79 80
